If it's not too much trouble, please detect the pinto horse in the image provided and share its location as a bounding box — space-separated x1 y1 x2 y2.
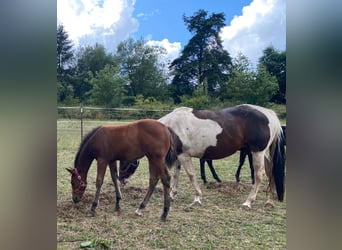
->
158 104 286 209
66 119 182 221
200 125 286 184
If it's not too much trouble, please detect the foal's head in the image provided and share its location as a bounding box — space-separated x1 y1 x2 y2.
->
66 168 87 203
118 160 140 185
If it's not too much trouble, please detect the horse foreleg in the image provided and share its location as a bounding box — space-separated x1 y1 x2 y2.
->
135 163 159 216
242 152 264 209
235 150 247 183
178 154 202 205
200 159 207 184
88 160 107 217
207 159 221 183
170 160 181 200
109 161 122 211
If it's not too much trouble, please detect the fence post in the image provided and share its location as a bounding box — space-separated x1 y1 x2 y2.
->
80 104 83 141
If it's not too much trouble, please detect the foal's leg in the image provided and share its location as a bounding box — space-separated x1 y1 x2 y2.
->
88 159 107 217
200 159 207 184
242 152 265 209
159 165 172 221
135 160 160 216
207 160 222 183
109 161 122 211
178 154 202 205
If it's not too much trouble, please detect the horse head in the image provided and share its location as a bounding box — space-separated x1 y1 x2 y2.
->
66 168 87 203
118 160 140 185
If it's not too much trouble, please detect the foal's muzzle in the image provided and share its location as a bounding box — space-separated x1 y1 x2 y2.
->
72 196 80 203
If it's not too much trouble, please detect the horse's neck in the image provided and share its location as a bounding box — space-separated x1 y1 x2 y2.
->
76 152 94 180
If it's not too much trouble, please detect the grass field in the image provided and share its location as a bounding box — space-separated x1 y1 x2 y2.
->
57 119 286 249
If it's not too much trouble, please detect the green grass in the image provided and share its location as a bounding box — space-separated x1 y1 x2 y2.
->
57 119 286 249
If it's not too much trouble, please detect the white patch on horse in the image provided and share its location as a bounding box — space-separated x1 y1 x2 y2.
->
159 107 223 158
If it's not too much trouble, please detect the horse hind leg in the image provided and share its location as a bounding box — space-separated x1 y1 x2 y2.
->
159 166 172 221
109 161 122 211
264 155 276 208
88 159 107 217
135 160 160 217
242 152 265 209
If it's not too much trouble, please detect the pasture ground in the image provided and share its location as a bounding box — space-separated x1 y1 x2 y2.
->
57 120 286 249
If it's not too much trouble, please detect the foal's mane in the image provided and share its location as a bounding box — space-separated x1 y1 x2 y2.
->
74 126 102 168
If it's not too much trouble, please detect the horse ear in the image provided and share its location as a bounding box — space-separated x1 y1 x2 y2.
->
66 168 73 174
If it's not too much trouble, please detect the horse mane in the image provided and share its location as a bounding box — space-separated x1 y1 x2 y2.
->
74 126 102 168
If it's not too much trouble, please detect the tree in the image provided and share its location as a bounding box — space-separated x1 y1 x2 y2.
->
116 38 169 100
224 53 278 106
73 44 116 102
169 9 232 103
87 65 127 107
259 46 286 103
57 24 74 83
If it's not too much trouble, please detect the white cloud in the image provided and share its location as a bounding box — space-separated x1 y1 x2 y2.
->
57 0 138 51
146 39 181 64
221 0 286 67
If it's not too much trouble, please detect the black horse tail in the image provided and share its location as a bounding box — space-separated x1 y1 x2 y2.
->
272 127 286 201
165 127 183 168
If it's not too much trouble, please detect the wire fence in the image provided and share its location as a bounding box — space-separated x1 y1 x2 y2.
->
57 106 173 140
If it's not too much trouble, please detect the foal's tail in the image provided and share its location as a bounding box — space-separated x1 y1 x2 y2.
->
165 127 183 168
271 127 286 201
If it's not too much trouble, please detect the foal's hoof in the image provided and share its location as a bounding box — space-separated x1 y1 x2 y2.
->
86 210 96 217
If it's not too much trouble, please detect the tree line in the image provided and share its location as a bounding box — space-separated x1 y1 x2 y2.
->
57 9 286 109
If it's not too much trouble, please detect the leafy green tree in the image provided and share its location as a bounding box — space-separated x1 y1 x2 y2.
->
259 46 286 103
116 38 169 100
87 65 127 107
225 53 278 106
169 9 232 103
73 44 117 102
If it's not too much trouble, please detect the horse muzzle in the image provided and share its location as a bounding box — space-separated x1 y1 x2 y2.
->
72 196 80 203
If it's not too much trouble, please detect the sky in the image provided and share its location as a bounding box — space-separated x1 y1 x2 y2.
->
57 0 286 67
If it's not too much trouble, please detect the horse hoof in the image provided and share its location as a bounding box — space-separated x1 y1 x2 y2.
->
241 203 251 210
135 209 142 216
170 191 177 200
86 211 96 217
265 201 274 209
190 197 202 206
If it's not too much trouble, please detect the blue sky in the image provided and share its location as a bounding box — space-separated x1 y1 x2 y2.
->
132 0 251 44
57 0 285 66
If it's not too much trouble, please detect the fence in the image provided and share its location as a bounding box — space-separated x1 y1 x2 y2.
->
57 106 173 139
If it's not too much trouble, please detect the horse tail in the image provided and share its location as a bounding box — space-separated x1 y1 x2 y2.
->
271 126 286 201
165 127 183 168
